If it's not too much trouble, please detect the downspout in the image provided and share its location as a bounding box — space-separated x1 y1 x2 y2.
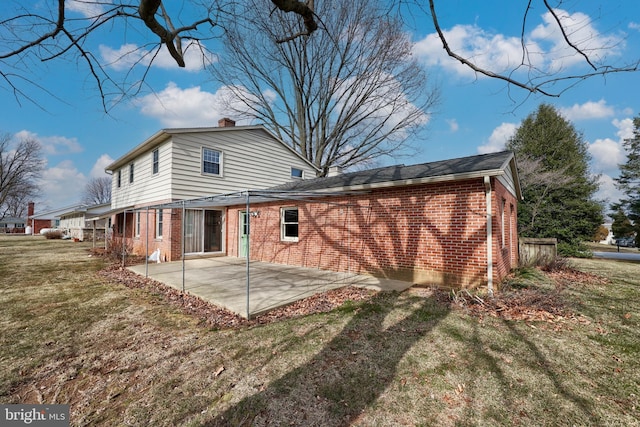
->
245 190 251 319
182 201 186 293
484 176 494 297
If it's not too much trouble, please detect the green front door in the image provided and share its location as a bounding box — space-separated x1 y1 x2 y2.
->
239 211 248 257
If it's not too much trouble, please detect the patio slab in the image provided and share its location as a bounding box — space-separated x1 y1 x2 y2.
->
127 256 412 318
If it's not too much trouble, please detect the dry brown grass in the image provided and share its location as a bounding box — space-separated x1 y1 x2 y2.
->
1 235 638 426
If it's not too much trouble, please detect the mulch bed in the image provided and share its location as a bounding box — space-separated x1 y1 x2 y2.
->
445 266 610 324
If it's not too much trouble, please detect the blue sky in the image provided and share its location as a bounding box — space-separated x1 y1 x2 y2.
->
1 1 639 214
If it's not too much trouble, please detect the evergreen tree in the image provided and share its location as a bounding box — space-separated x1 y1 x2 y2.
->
610 209 635 239
613 115 640 246
507 104 603 255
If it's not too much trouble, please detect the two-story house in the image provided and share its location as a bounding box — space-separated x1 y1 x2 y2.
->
105 118 319 261
108 118 521 289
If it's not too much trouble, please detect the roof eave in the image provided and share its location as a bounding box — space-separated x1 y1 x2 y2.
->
305 169 507 193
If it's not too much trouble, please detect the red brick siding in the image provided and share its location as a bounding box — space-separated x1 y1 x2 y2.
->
492 179 519 286
228 178 517 288
116 201 183 262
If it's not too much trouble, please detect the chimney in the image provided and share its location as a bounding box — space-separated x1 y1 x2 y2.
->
28 202 35 217
218 117 236 128
327 166 343 177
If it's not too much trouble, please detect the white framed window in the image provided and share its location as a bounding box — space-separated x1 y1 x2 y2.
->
202 148 222 176
281 207 299 242
152 149 159 174
129 163 134 183
135 212 141 237
291 167 304 179
155 209 163 239
117 170 121 188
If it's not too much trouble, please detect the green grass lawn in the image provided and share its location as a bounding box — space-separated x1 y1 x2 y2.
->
0 235 638 426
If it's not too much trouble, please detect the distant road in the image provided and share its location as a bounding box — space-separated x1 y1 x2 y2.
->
593 251 640 261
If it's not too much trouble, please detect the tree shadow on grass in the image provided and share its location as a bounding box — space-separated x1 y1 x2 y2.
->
204 291 449 426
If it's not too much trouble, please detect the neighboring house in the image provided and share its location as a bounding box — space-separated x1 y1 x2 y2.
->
108 121 521 289
59 203 111 241
599 223 614 245
104 118 320 260
0 217 27 233
29 204 74 234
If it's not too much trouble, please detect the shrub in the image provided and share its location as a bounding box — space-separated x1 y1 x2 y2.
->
43 230 64 239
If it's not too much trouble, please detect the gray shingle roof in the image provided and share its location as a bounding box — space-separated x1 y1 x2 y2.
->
271 150 515 192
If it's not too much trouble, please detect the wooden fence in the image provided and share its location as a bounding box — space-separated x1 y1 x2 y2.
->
519 237 557 267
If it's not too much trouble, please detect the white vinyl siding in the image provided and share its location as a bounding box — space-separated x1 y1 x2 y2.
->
110 128 317 209
170 129 316 199
497 165 518 200
111 142 173 208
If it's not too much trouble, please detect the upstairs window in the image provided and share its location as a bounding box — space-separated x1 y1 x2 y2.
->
129 163 134 183
117 170 121 188
202 148 221 176
281 207 299 242
152 149 159 174
291 167 304 179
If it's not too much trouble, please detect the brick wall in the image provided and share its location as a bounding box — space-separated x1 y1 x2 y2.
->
117 201 183 262
227 177 519 288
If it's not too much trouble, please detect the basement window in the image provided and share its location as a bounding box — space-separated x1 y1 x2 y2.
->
281 207 299 242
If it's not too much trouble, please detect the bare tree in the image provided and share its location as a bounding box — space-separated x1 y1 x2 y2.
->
1 0 223 109
1 1 638 107
82 177 112 205
515 154 574 235
278 0 640 97
212 0 437 174
0 134 44 221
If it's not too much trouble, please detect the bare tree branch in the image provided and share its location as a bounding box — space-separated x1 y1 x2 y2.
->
271 0 318 42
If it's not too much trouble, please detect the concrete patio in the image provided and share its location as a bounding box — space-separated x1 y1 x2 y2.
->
127 256 412 318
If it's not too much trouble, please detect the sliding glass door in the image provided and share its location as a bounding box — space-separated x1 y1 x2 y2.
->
184 209 223 254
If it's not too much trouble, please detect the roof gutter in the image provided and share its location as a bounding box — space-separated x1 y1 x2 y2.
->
484 175 494 297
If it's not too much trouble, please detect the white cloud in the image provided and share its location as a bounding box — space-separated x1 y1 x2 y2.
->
446 119 459 133
587 117 635 175
477 122 517 154
90 154 115 178
559 99 614 121
530 9 622 70
588 117 635 205
39 161 87 208
613 117 635 141
414 8 623 81
66 0 104 18
413 25 540 79
136 83 262 128
100 41 215 72
589 138 624 172
14 130 83 155
594 174 623 206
